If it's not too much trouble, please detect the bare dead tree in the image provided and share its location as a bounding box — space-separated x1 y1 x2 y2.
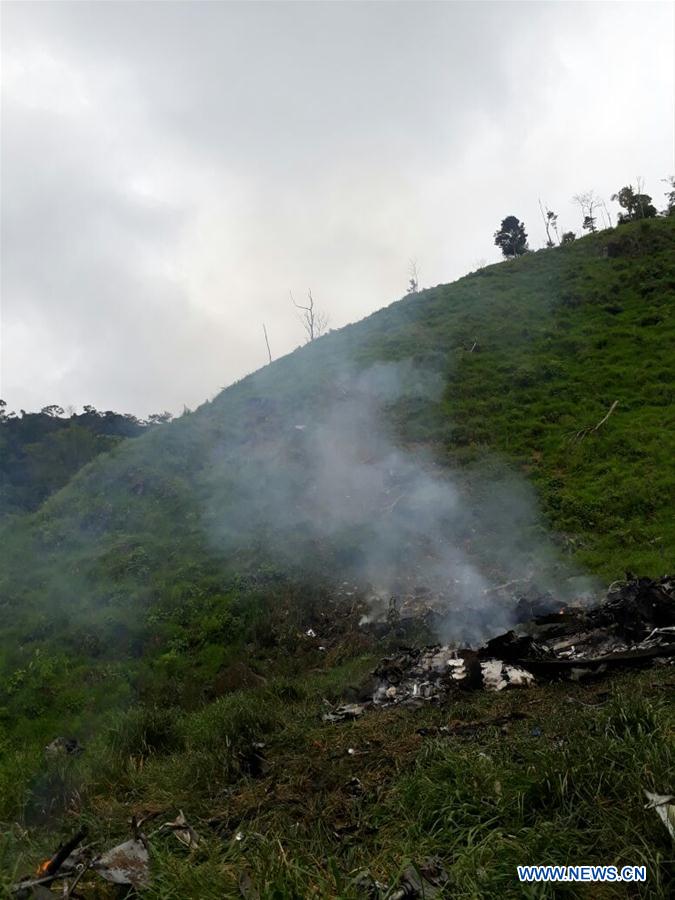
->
262 323 272 364
407 258 420 294
291 289 329 343
572 190 602 233
538 199 560 246
599 198 613 229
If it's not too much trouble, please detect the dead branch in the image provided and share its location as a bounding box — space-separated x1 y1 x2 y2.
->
591 399 618 432
262 323 272 364
12 872 70 894
291 289 328 342
569 400 619 443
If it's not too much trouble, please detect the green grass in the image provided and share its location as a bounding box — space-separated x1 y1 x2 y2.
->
2 668 673 897
0 217 674 895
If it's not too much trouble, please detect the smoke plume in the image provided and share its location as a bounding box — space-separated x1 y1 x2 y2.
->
203 360 595 645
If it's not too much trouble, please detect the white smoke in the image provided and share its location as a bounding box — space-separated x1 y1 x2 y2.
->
203 359 595 645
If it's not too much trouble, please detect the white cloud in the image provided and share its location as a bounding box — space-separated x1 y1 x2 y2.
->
1 1 673 415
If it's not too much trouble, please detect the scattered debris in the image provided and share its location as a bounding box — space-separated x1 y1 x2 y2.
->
160 810 200 849
361 576 675 709
351 869 388 899
480 658 535 691
11 577 675 894
238 741 267 777
346 776 364 796
372 647 473 707
62 861 90 898
445 712 528 736
11 830 88 897
322 702 366 723
513 588 558 622
44 737 84 757
370 646 536 706
351 857 450 899
565 691 610 708
644 791 675 841
92 837 150 888
239 870 261 899
35 828 87 880
390 856 450 899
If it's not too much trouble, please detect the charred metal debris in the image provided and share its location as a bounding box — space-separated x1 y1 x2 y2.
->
324 576 675 714
10 811 204 896
11 823 151 897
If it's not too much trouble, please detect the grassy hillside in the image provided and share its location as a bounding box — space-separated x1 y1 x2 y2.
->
1 217 674 896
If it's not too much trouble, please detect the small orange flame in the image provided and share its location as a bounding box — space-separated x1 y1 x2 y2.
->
36 858 52 877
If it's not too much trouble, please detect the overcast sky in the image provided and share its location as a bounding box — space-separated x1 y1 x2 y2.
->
1 1 673 416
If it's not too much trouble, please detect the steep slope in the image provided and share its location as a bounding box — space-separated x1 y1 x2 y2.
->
1 218 674 896
0 217 672 727
2 218 673 621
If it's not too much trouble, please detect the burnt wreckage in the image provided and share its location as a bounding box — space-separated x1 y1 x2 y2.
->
359 576 675 708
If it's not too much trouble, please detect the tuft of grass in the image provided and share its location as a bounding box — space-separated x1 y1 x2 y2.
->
107 705 185 761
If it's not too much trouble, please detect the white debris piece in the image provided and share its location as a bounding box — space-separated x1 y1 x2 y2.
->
480 659 535 691
503 664 535 687
644 791 675 841
160 810 200 849
322 703 366 723
93 838 150 888
447 658 467 681
481 659 509 691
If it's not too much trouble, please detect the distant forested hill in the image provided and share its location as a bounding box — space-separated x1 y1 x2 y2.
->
0 405 171 517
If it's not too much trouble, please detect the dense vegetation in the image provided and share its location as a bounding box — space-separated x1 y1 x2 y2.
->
1 216 673 895
0 404 172 518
